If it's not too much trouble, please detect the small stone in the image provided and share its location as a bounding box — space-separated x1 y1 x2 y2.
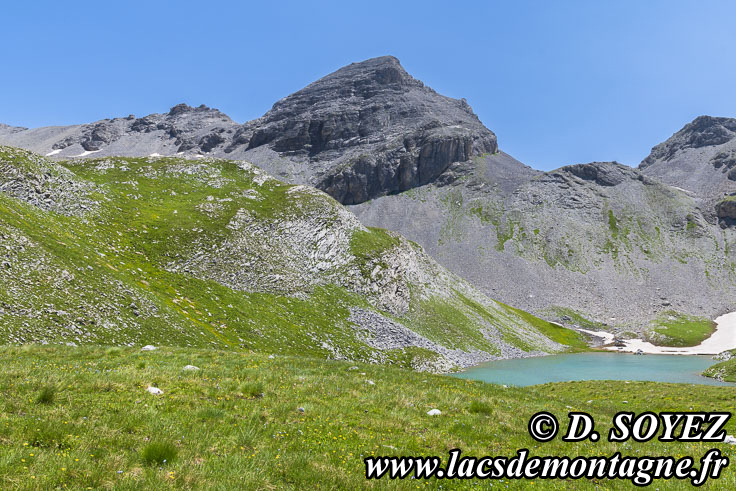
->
366 380 375 385
427 409 441 416
297 407 305 413
182 365 200 371
724 435 736 445
141 345 157 351
268 354 275 359
147 386 163 395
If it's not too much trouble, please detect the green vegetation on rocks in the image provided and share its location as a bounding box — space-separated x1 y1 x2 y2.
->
704 352 736 382
645 311 716 347
348 226 400 263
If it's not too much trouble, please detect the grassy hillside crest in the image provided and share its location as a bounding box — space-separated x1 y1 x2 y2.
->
0 146 585 372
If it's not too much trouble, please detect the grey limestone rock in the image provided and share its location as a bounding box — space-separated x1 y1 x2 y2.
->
229 56 497 204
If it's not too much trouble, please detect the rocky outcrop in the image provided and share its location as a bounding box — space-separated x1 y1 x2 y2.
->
716 196 736 226
556 161 654 187
1 104 238 158
711 150 736 181
0 146 98 215
0 124 27 135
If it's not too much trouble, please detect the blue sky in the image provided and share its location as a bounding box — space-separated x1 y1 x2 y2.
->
2 0 735 170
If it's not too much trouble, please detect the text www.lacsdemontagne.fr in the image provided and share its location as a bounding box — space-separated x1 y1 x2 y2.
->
364 448 728 486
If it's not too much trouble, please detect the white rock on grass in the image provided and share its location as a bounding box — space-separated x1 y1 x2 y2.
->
147 386 163 395
141 345 157 351
182 365 200 371
427 409 441 416
725 435 736 444
268 355 275 359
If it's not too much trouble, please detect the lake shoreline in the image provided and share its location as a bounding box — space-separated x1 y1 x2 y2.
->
453 351 731 387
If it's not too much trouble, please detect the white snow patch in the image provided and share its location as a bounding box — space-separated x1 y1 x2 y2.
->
182 365 200 371
73 150 101 157
45 149 62 156
140 345 157 351
578 328 615 343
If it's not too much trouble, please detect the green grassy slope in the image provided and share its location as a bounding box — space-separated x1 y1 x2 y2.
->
645 311 716 347
0 147 586 370
0 345 734 489
704 352 736 382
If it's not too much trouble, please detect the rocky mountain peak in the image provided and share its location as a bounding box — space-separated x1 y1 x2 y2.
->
295 55 420 97
167 103 228 118
228 56 499 204
641 115 736 168
638 115 736 201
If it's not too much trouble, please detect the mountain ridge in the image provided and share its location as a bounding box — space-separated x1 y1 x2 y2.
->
3 57 736 336
0 56 500 206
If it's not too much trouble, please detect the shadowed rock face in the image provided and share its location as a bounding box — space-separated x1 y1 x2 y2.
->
228 56 498 204
716 197 736 227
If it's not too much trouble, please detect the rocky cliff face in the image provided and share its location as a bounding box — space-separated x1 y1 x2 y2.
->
716 196 736 225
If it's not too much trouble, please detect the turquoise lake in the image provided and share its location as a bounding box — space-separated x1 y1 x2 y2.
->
453 352 731 386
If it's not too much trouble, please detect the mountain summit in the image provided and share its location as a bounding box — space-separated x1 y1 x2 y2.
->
227 56 498 203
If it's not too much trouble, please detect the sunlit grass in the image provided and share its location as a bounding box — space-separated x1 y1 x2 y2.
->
0 344 735 489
